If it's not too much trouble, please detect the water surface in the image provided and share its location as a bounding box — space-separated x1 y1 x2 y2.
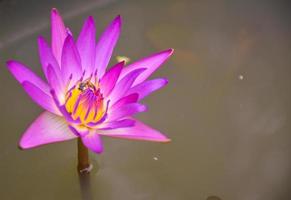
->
1 0 291 199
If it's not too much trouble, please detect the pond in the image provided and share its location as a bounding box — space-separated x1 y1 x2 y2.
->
1 0 291 199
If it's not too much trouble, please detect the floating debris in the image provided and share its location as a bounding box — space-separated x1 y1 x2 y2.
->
206 196 222 200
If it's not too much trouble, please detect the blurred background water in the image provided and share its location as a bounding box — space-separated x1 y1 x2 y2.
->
1 0 291 199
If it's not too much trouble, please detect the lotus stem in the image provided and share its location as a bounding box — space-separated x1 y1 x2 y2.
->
77 138 92 174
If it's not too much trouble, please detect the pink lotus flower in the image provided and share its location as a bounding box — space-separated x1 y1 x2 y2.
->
6 8 173 154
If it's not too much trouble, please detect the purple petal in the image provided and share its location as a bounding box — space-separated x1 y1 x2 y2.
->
97 119 170 142
46 65 65 102
100 61 124 97
22 81 60 115
19 111 77 149
95 15 121 78
110 93 139 111
97 119 135 130
66 27 73 36
6 60 50 94
38 36 60 80
108 68 146 104
119 49 174 86
108 103 147 121
77 16 96 74
81 132 103 154
61 35 82 83
51 8 67 65
127 78 168 100
69 125 89 137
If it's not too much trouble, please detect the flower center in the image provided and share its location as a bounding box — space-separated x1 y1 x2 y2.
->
64 79 107 126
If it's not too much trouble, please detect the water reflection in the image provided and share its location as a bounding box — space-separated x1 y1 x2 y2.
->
78 173 93 200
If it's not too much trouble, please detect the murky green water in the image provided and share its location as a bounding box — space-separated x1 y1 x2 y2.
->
1 0 291 199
